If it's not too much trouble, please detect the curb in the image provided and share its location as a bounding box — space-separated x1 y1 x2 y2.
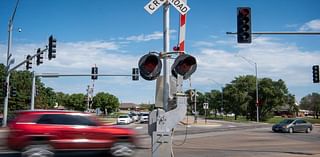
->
179 121 222 127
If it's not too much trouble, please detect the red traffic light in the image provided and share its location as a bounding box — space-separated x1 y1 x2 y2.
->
239 8 250 16
237 7 252 43
171 54 197 80
138 53 162 81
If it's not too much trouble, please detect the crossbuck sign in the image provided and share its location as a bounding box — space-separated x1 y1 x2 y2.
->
144 0 190 15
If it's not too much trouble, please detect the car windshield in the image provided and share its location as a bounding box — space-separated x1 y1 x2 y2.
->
279 119 294 124
119 115 128 118
142 114 149 116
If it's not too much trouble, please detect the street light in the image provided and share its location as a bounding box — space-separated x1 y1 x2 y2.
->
235 54 259 122
2 0 20 127
208 79 224 115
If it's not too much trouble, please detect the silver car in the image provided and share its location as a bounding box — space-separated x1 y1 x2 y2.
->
272 118 313 133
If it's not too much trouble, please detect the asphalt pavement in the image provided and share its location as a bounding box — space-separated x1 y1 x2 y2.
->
1 117 319 157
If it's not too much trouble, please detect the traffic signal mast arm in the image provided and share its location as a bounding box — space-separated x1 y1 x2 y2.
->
35 73 135 77
8 47 48 73
227 31 320 35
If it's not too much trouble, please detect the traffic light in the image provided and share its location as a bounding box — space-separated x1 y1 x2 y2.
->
2 82 7 96
48 35 57 60
36 87 40 96
36 48 44 66
138 53 162 81
237 7 251 43
171 54 197 80
10 87 17 97
91 66 98 80
313 65 319 83
26 55 32 70
132 68 139 81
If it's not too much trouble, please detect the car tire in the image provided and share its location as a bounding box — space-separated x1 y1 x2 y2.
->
288 127 294 134
110 142 135 157
306 127 311 133
22 144 54 157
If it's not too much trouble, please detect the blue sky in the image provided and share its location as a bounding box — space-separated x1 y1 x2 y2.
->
1 0 320 104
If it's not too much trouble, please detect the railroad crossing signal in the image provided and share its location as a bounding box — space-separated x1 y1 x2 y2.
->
171 54 197 80
237 7 252 43
138 53 197 81
313 65 319 83
138 53 162 81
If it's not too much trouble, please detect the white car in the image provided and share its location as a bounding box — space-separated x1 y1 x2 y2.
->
117 115 132 125
139 112 149 123
130 113 139 122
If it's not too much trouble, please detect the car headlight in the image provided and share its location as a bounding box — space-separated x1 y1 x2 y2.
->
282 125 287 129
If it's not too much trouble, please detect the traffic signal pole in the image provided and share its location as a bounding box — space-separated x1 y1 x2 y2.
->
31 71 36 110
2 0 20 127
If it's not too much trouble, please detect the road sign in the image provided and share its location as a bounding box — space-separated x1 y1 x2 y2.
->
203 103 208 109
144 0 166 14
144 0 190 15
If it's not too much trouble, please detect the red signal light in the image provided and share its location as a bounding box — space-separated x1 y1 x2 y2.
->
171 54 197 80
239 8 250 16
138 53 162 81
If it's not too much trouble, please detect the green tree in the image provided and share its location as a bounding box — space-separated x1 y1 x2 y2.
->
222 75 293 121
0 64 7 113
258 78 294 120
66 93 86 111
300 93 320 119
203 90 222 117
55 92 69 108
223 83 248 120
92 92 120 114
8 70 33 111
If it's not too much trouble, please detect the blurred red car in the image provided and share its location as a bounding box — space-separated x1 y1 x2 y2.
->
7 110 136 157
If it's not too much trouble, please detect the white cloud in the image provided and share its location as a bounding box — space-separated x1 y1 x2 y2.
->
299 19 320 31
191 37 320 101
125 31 162 42
2 34 319 103
192 41 215 48
124 30 177 42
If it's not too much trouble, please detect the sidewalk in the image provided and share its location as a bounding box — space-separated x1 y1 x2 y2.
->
180 116 222 127
0 128 9 150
